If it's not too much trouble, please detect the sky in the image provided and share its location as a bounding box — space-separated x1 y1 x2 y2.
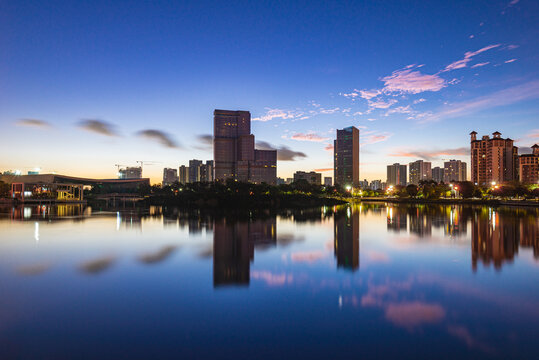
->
1 0 538 184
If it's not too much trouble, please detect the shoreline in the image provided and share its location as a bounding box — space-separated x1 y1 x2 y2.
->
351 197 539 207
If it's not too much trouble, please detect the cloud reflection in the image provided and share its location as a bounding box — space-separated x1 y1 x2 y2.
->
16 263 52 276
79 256 116 275
138 245 177 265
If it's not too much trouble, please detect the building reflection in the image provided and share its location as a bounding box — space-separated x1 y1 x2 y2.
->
471 208 539 270
334 207 360 271
213 217 277 287
387 206 407 232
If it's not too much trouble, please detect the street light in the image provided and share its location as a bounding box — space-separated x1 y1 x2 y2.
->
346 185 352 192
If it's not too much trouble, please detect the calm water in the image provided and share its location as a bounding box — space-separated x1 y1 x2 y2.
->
1 203 538 359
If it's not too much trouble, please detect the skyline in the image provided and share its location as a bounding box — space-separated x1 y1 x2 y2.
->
1 0 539 183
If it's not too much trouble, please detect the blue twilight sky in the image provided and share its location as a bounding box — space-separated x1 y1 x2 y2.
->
1 0 538 183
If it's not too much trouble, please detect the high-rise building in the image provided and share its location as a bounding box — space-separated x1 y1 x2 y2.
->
432 167 444 183
179 165 189 184
470 131 518 185
293 171 321 185
213 110 277 184
408 160 431 184
188 159 203 183
200 160 214 182
387 163 407 186
119 166 142 179
324 177 333 186
162 168 178 186
334 126 360 187
444 159 467 182
519 144 539 184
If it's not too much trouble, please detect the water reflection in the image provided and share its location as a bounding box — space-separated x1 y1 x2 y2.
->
1 203 538 359
334 207 359 271
213 218 276 287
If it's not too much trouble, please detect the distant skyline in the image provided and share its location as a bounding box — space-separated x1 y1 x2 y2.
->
1 0 538 183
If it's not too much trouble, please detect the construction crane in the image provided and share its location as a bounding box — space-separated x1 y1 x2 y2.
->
136 160 162 173
114 164 126 172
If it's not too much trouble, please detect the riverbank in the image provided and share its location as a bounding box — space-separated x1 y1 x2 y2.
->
350 197 539 207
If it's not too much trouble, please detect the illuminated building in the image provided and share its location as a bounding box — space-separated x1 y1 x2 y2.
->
519 144 539 184
387 163 407 186
470 131 518 185
293 171 322 185
188 160 203 182
213 109 277 184
334 126 360 187
162 168 178 186
444 159 467 182
409 160 431 184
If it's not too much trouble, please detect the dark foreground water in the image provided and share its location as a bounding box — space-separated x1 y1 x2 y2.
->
0 203 538 359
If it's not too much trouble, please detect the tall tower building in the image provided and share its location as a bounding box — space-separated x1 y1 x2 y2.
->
387 163 407 186
334 126 360 187
213 110 276 184
470 131 518 185
408 160 431 184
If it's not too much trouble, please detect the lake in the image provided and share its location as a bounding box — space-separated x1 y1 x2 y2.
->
1 203 538 359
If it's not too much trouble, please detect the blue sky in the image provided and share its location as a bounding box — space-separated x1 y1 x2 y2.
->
1 0 538 183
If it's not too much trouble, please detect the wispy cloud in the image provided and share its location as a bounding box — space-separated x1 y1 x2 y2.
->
413 98 426 104
369 99 398 109
388 147 468 161
194 134 213 150
419 80 539 123
256 141 307 161
471 62 490 68
504 58 517 63
442 44 500 72
291 251 326 263
78 119 118 136
314 168 333 172
324 144 334 152
137 129 180 148
381 65 446 94
385 105 412 115
361 132 392 146
16 118 51 128
253 108 307 122
290 132 330 142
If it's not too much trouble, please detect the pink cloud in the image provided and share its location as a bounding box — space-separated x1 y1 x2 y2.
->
367 250 390 263
381 65 446 94
291 132 330 142
505 58 517 63
471 62 490 68
388 147 468 161
360 89 381 99
442 44 500 72
324 144 334 152
361 132 392 146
